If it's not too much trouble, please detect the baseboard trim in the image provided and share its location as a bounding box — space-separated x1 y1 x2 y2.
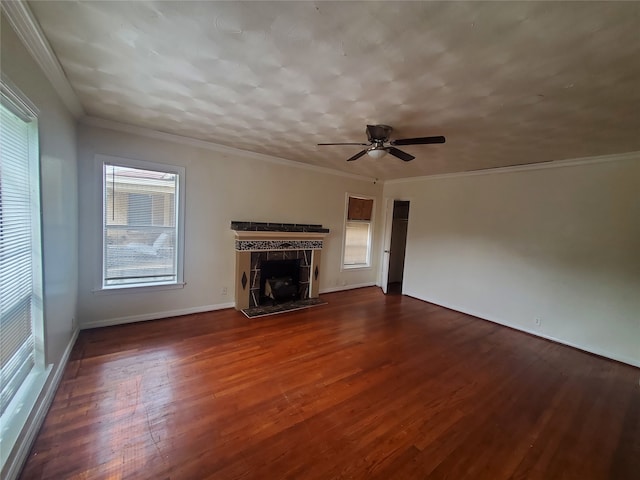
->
80 302 236 330
320 282 377 294
3 327 79 480
404 291 640 369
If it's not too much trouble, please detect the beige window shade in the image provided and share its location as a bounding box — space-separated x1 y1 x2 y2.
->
348 197 373 221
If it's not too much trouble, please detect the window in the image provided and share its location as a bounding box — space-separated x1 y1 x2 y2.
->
343 195 374 268
101 158 184 289
0 88 47 469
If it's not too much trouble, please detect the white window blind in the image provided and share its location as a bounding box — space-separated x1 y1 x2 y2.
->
0 103 37 416
343 195 374 267
103 163 181 287
344 222 371 266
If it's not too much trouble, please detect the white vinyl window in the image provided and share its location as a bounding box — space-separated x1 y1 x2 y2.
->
101 157 185 289
343 194 375 268
0 86 48 469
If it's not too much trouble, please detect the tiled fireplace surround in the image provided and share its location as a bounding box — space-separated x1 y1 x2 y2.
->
231 222 329 310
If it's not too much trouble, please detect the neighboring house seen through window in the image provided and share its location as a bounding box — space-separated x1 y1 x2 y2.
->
127 193 152 226
102 159 184 289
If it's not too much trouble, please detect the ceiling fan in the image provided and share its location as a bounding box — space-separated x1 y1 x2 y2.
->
318 125 445 162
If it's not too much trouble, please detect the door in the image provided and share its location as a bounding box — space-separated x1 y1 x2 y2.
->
380 198 394 294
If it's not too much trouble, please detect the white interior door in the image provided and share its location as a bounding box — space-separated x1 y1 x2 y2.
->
380 198 394 294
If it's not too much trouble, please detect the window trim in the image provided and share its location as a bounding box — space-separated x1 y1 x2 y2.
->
0 75 50 471
95 154 186 292
341 193 376 271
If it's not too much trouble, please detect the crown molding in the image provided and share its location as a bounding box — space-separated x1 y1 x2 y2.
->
80 115 377 183
1 71 39 120
1 0 84 118
384 150 640 185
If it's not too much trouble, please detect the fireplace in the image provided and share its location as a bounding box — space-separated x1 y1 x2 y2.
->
231 221 329 311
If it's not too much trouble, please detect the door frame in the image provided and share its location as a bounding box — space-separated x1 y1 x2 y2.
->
379 197 412 294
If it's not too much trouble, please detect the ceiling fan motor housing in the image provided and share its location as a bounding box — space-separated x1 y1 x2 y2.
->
366 125 393 143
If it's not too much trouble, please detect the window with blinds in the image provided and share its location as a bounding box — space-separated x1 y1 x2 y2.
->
0 101 42 418
102 160 184 288
343 195 375 268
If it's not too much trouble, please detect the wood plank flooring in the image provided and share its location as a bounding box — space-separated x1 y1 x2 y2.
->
20 287 640 479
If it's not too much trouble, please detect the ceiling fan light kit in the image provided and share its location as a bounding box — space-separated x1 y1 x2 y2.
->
318 125 445 163
367 148 388 159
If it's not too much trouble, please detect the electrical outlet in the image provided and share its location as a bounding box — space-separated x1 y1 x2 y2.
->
221 287 228 296
534 317 542 327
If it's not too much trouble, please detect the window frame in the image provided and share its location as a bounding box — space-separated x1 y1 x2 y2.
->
341 193 376 270
0 74 51 471
95 154 186 292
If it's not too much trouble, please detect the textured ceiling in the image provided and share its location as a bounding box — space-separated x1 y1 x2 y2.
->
29 1 640 179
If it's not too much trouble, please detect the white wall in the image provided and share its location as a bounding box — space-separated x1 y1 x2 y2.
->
1 16 79 477
77 123 383 328
383 154 640 367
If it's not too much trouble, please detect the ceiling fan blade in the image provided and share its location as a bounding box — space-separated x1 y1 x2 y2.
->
391 135 446 146
347 150 368 162
366 124 392 142
318 142 369 146
388 147 415 162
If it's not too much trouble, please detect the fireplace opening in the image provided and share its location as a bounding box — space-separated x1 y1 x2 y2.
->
260 259 301 304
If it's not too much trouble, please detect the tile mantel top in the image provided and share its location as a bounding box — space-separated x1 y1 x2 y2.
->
233 230 329 240
231 221 330 234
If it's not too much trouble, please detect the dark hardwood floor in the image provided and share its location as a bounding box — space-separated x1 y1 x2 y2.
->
20 287 639 479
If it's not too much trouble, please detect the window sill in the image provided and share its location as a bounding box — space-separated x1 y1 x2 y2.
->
342 264 372 271
93 282 186 295
0 364 52 469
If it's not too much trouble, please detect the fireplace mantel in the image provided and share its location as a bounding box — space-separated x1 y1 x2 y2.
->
231 220 329 234
233 230 329 240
